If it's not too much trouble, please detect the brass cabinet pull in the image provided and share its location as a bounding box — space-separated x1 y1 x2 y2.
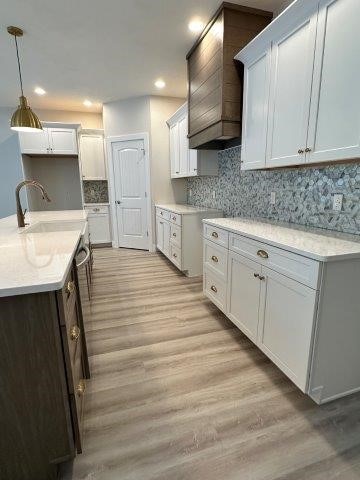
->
66 280 75 294
211 231 218 239
305 147 312 153
211 255 219 263
70 325 80 341
210 285 217 293
257 249 269 259
298 149 304 154
76 379 86 397
172 232 176 237
254 273 260 278
259 275 265 281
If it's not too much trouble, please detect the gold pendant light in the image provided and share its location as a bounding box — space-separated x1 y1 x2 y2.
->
7 26 42 132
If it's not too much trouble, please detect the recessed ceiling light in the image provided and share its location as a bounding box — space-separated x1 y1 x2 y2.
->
34 87 46 96
83 99 92 107
154 79 165 89
188 19 205 33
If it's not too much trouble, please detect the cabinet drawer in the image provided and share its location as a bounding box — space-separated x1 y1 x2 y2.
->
170 243 182 268
203 267 227 313
229 233 320 289
85 205 108 215
170 224 181 248
203 224 229 248
169 211 182 226
156 207 170 221
203 240 228 281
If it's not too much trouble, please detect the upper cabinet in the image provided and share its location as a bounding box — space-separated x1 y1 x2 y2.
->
167 103 218 178
79 131 107 180
237 0 360 170
186 3 272 150
19 126 78 155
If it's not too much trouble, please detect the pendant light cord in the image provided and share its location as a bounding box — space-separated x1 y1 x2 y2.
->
14 35 24 97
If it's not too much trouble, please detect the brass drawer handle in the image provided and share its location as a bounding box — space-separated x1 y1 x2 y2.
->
210 285 217 293
70 325 80 341
257 249 268 259
76 379 86 397
211 255 218 263
172 232 176 237
66 280 75 294
211 231 218 239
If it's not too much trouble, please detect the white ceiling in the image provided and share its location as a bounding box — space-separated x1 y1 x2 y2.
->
1 0 287 113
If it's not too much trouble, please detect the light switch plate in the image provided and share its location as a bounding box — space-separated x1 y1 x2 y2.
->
333 193 343 212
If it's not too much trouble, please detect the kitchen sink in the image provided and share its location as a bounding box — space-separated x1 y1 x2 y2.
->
22 220 87 235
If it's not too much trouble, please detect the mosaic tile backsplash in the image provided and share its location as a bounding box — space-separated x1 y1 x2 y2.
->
83 180 109 203
187 146 360 235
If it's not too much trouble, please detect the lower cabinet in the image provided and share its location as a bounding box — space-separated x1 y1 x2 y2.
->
84 205 111 245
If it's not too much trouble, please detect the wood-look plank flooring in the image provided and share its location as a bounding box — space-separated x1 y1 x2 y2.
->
61 248 360 480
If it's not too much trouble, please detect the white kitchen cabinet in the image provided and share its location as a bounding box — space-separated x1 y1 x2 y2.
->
19 126 78 155
167 103 218 178
79 131 107 180
307 0 360 163
236 0 360 170
203 218 360 403
84 205 111 245
155 205 222 276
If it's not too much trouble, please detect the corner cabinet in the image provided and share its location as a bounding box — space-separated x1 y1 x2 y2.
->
237 0 360 170
19 126 78 155
79 130 107 180
167 103 218 178
203 220 360 404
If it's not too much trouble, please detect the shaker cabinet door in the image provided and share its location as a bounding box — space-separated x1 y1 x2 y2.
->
169 123 180 177
266 11 317 168
307 0 360 164
257 267 317 392
156 217 164 252
48 128 78 155
80 134 106 180
19 128 49 154
178 114 189 176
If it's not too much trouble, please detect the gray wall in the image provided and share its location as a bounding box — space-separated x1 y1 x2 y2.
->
0 108 27 218
187 146 360 236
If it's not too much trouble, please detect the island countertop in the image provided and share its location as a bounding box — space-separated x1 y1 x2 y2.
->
0 210 87 297
203 217 360 262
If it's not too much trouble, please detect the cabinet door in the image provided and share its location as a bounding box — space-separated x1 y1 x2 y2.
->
18 128 49 154
178 115 189 176
307 0 360 164
48 128 78 155
87 214 111 244
266 10 317 167
258 267 317 391
80 134 106 180
241 51 270 170
169 123 180 177
188 149 198 176
163 220 171 258
156 217 164 252
227 252 261 342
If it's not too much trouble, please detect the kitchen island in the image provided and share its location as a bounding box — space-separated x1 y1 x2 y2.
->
0 210 90 480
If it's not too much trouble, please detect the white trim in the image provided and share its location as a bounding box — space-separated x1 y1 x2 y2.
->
105 133 152 251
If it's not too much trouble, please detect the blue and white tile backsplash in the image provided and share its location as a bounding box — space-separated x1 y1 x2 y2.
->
187 146 360 235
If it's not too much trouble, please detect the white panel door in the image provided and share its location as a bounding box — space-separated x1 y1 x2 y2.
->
80 134 106 180
169 123 180 177
227 252 261 342
257 267 317 391
19 128 49 154
48 128 78 155
156 216 164 252
87 214 111 244
112 139 148 249
241 51 270 170
178 114 189 176
307 0 360 163
266 12 317 167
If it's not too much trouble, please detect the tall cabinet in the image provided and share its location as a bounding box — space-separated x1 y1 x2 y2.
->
167 103 218 178
236 0 360 170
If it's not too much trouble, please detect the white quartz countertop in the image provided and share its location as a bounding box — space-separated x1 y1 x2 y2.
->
0 210 87 297
156 203 222 215
203 217 360 262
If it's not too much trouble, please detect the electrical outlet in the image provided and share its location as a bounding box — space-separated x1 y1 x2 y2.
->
212 190 216 199
332 193 343 212
189 188 192 197
270 191 276 205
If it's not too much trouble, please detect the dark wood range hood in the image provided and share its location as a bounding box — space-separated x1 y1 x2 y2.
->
186 2 272 150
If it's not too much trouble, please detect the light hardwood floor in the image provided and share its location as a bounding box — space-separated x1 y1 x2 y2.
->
61 247 360 480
